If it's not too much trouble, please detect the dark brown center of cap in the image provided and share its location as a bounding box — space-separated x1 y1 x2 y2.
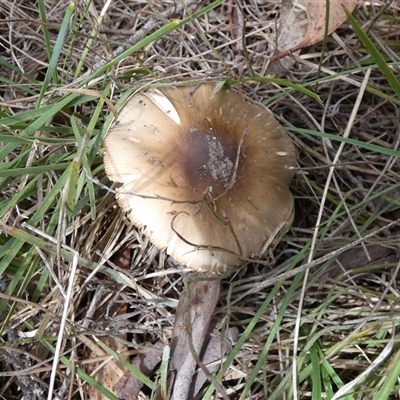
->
178 127 237 196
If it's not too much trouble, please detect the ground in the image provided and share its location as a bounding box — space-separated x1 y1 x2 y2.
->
0 1 400 399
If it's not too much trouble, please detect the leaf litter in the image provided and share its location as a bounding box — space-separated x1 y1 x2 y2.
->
0 0 400 399
271 0 359 61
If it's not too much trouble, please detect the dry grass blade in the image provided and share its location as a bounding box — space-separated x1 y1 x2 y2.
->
1 1 400 399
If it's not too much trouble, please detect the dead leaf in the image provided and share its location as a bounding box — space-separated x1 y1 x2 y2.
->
85 245 133 400
271 0 358 61
115 342 163 400
267 0 307 74
228 0 244 54
85 334 129 400
190 326 239 397
334 244 398 278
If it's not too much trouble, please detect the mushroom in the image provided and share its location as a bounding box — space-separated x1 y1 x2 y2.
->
103 83 296 398
103 83 296 274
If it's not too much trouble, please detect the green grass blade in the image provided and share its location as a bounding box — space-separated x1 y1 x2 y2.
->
0 163 70 177
37 0 52 62
372 345 400 400
37 2 76 105
33 333 120 400
95 339 156 391
0 222 135 288
226 76 319 101
289 127 400 158
344 7 400 100
79 0 226 87
203 244 310 399
240 272 304 399
309 342 322 399
0 56 38 84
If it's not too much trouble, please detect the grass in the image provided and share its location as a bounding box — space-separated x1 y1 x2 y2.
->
1 0 400 399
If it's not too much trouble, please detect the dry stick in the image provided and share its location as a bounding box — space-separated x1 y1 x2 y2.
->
183 280 229 400
80 0 200 81
170 279 226 400
292 68 372 400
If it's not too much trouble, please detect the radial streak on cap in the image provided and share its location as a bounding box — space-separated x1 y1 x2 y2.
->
103 83 296 273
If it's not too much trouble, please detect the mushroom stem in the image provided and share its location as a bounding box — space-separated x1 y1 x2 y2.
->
170 279 223 399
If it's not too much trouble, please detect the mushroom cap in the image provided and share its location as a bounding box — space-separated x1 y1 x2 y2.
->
103 83 296 274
